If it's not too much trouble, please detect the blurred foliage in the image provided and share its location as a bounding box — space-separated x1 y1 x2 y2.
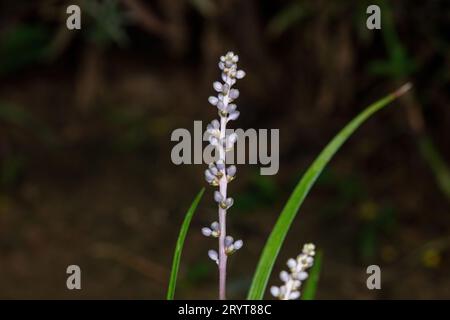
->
0 24 51 74
234 171 279 212
266 1 309 38
83 0 128 47
0 102 55 145
368 1 417 79
1 154 26 188
418 137 450 200
302 250 322 300
358 204 396 262
184 262 212 286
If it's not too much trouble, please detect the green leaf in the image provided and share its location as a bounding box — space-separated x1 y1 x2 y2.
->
247 83 412 300
301 250 323 300
167 188 205 300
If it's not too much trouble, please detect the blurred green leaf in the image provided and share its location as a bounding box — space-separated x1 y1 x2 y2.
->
0 102 55 145
0 24 51 74
267 1 308 38
0 102 34 126
1 154 26 187
185 262 211 284
301 250 322 300
247 84 411 300
84 0 128 47
359 225 377 261
419 135 450 200
167 188 205 300
235 173 278 212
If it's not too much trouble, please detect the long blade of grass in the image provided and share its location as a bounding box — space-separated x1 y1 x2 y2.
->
167 188 205 300
301 250 322 300
247 83 412 299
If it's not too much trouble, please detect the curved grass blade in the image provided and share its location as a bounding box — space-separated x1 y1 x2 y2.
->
167 188 205 300
247 83 412 300
301 250 322 300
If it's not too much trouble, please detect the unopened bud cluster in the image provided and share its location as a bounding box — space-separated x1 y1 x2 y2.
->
202 52 245 266
270 243 316 300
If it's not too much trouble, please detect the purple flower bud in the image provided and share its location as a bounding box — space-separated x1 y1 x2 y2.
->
213 81 222 92
211 221 219 231
224 197 234 209
211 119 220 129
226 104 237 113
234 239 243 250
228 111 240 121
209 136 219 146
236 70 246 79
208 96 218 106
205 169 215 183
225 236 234 247
208 163 218 176
222 84 230 94
214 191 223 203
208 250 219 264
217 101 225 111
202 227 212 237
229 89 239 100
216 160 225 171
227 165 236 177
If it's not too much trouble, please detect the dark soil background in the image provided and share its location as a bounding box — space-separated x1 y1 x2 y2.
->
0 0 449 299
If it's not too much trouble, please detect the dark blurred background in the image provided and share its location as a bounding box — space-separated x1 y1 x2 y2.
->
0 0 449 299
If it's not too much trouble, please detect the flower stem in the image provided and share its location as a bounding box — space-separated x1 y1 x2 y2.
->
218 115 228 300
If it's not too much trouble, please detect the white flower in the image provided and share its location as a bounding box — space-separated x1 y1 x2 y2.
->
270 243 317 300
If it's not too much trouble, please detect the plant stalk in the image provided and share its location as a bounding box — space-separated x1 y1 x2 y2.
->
218 115 228 300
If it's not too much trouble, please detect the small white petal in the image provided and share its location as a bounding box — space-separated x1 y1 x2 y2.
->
209 136 219 146
204 170 215 182
292 280 301 289
226 104 237 113
208 164 218 176
214 191 223 203
213 81 223 92
233 239 243 250
280 270 290 282
287 258 297 269
211 221 219 231
236 70 246 79
225 236 234 247
296 271 308 281
211 119 220 129
224 197 234 209
222 83 230 93
216 160 225 170
228 111 240 121
289 291 300 300
227 165 236 177
201 227 212 236
217 101 225 111
227 133 238 145
270 286 280 297
208 96 218 106
208 250 219 263
229 89 239 100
